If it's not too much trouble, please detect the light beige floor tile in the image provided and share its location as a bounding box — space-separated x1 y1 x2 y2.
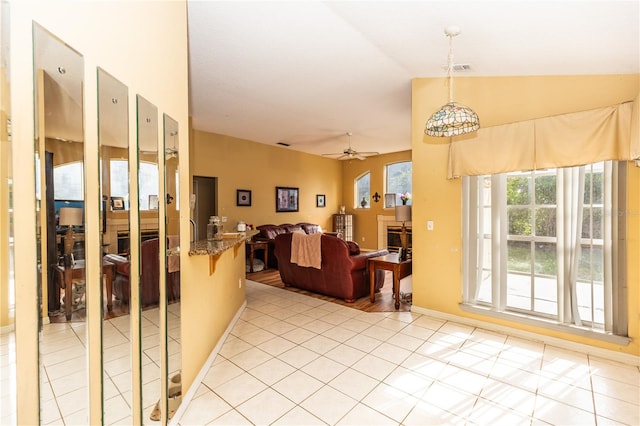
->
55 386 88 417
260 319 297 336
301 355 348 383
468 397 532 426
361 324 397 341
300 384 358 425
281 326 317 344
370 341 412 365
284 313 316 327
420 382 477 419
301 319 335 334
228 346 272 371
593 391 640 425
437 364 487 395
49 369 87 397
343 333 383 353
589 356 640 387
301 334 340 355
337 402 398 425
213 372 267 407
401 352 448 380
236 388 296 425
533 394 595 425
591 374 640 405
278 345 320 369
271 406 325 425
361 382 419 423
218 337 253 359
383 366 433 397
403 399 466 425
248 357 296 386
385 331 424 352
180 388 233 425
322 325 358 343
324 343 367 367
480 378 536 416
489 359 540 393
537 375 595 412
352 354 397 382
257 335 297 356
448 349 496 376
272 370 324 404
237 327 276 346
103 393 131 425
328 368 380 401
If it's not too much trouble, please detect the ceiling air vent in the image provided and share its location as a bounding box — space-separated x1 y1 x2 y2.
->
276 141 290 147
452 64 473 72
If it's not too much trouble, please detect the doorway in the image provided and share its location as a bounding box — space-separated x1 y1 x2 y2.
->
192 176 218 241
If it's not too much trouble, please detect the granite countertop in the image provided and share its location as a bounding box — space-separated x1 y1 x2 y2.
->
188 229 259 256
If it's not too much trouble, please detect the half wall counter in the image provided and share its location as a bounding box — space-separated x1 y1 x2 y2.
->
188 230 259 275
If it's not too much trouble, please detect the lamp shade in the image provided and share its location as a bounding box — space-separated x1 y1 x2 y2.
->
395 205 411 223
425 102 480 137
59 207 83 227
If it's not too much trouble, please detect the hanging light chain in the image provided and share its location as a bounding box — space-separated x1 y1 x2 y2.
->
447 33 454 103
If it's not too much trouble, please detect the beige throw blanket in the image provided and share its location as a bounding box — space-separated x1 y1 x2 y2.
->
290 232 322 269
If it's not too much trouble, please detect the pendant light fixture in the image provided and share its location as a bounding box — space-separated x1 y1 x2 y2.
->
425 26 480 137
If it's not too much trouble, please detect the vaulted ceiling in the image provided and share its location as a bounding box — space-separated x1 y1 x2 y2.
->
187 1 639 158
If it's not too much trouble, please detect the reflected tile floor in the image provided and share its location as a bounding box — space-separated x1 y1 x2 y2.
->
176 280 639 426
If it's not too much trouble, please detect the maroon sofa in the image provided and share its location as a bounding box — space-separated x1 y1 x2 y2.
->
256 223 327 268
273 232 389 302
104 238 180 308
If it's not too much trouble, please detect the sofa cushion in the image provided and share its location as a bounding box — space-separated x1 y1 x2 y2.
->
298 222 321 234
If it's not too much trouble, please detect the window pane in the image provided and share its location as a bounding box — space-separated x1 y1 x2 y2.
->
584 168 603 204
535 207 556 237
506 175 530 205
386 161 412 205
534 242 557 275
535 174 556 205
508 207 531 236
506 273 531 310
578 246 603 282
508 240 531 274
534 277 557 315
582 207 603 239
54 162 84 200
139 162 158 210
356 172 370 208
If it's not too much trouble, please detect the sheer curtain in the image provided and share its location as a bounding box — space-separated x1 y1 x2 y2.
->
556 166 585 326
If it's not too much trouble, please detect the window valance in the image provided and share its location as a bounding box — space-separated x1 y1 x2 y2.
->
447 92 639 179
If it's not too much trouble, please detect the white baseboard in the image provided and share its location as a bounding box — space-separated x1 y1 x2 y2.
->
0 323 15 335
169 300 247 425
411 305 639 367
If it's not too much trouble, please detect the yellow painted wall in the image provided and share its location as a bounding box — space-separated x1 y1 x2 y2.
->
411 74 640 356
341 150 412 249
181 244 246 392
9 1 189 423
190 130 343 232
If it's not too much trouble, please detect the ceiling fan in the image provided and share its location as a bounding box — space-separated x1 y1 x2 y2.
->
322 132 379 160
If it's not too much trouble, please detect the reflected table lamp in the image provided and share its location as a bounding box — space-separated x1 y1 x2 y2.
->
395 205 411 260
59 207 83 263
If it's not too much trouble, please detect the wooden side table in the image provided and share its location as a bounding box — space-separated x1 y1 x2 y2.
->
55 258 115 320
246 240 269 273
368 253 412 310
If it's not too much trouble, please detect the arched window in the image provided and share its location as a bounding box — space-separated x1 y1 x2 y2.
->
355 172 370 208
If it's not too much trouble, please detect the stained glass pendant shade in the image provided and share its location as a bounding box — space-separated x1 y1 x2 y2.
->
425 26 480 137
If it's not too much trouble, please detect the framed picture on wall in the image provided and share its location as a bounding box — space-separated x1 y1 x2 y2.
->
276 186 299 212
316 194 326 208
111 196 125 211
237 189 252 206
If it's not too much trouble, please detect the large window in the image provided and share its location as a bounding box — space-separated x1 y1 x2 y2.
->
355 172 370 208
463 161 627 337
54 161 83 200
109 159 158 211
386 161 412 206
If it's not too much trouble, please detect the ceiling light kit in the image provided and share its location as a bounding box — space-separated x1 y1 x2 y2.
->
425 25 480 137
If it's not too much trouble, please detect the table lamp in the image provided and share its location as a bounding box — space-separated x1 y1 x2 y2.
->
59 207 83 258
394 204 411 260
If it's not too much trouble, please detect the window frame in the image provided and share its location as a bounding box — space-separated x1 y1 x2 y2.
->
355 171 371 209
385 160 412 207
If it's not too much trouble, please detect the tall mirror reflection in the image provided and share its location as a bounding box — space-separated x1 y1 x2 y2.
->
34 24 88 424
98 68 133 424
136 95 162 423
164 114 182 420
0 3 16 424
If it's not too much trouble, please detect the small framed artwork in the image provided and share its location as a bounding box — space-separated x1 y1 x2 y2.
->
316 194 326 208
111 196 125 211
148 195 159 210
237 189 252 206
384 193 396 209
276 186 299 212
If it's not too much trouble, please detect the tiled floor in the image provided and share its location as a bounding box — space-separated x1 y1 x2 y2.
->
176 280 639 425
0 302 181 425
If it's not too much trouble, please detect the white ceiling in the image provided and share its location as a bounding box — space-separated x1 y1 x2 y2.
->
187 0 640 158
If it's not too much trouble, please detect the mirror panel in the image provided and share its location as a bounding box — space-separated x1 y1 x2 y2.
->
34 23 87 424
0 2 16 424
98 68 132 424
164 114 181 419
136 95 161 424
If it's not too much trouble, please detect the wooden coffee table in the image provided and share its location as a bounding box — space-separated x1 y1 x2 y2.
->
368 253 412 310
